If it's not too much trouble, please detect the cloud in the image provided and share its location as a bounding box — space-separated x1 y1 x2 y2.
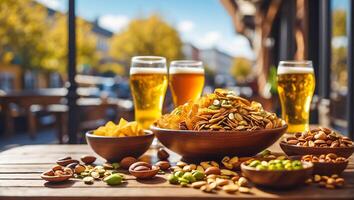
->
191 31 254 59
36 0 62 10
98 15 130 33
177 20 195 33
195 31 221 48
220 35 255 59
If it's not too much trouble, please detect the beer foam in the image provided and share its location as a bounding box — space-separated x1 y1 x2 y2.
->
277 66 314 75
130 67 167 75
169 67 204 74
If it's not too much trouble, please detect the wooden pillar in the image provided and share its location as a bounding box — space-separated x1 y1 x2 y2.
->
67 0 79 144
279 0 296 60
318 0 331 99
348 0 354 139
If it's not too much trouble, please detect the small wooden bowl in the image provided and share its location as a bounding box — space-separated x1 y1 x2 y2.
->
129 165 160 179
241 162 313 189
40 171 72 183
86 130 154 162
280 142 354 158
289 156 349 176
152 125 287 159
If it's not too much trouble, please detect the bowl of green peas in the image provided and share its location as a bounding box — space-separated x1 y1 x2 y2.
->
241 159 313 189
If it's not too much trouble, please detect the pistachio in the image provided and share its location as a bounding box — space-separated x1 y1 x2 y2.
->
191 181 207 188
237 177 248 187
196 165 205 172
176 161 188 168
222 184 239 193
239 186 251 193
103 163 114 169
200 185 215 193
167 174 179 184
215 178 229 186
104 174 123 185
83 176 94 184
91 171 100 179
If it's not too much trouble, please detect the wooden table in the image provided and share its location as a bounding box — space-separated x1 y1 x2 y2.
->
0 144 353 199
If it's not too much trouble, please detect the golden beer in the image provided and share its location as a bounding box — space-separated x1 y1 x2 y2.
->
169 67 205 106
277 61 315 133
130 67 168 129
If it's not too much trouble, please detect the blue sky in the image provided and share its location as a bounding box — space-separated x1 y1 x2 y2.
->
36 0 349 59
36 0 254 59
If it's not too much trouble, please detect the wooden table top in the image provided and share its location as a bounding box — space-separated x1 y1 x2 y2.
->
0 144 353 200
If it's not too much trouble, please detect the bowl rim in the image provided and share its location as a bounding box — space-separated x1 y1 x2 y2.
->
279 141 354 150
150 124 288 136
240 160 313 173
288 155 350 164
86 129 154 139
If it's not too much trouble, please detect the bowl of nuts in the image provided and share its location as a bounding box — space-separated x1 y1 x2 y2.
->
280 127 354 158
293 153 349 176
153 89 287 159
86 119 154 162
241 159 313 189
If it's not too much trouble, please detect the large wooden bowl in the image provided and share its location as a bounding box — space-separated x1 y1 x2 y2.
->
280 142 354 158
151 125 287 160
241 161 313 189
86 130 154 162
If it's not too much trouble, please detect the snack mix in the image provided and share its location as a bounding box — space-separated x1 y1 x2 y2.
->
157 89 285 131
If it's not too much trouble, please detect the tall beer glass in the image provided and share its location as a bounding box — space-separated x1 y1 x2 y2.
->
277 61 315 133
130 56 168 129
169 60 205 106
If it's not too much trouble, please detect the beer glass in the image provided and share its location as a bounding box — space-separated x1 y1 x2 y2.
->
130 56 168 129
169 60 205 106
277 61 315 133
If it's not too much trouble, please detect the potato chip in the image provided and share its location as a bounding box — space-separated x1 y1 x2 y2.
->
92 118 144 137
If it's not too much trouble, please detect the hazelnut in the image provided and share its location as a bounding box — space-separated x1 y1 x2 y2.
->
80 155 96 165
120 156 138 169
205 166 221 175
155 161 170 170
157 148 169 160
56 158 79 166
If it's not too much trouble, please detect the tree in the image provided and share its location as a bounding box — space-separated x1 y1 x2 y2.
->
42 14 99 73
332 10 346 37
0 0 48 69
110 15 183 74
230 57 253 83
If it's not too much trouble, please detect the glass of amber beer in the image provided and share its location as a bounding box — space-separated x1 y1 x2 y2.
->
169 60 205 106
130 56 168 129
277 61 315 133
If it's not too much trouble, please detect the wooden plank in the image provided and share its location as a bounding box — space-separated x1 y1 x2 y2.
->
0 185 354 200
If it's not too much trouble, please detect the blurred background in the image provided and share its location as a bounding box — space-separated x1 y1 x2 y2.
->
0 0 352 149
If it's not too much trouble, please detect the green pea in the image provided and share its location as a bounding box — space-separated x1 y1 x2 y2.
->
178 177 190 184
249 160 261 167
104 174 122 185
174 171 184 177
192 171 205 181
256 165 267 170
112 162 120 169
167 174 179 184
182 172 196 183
268 165 277 170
